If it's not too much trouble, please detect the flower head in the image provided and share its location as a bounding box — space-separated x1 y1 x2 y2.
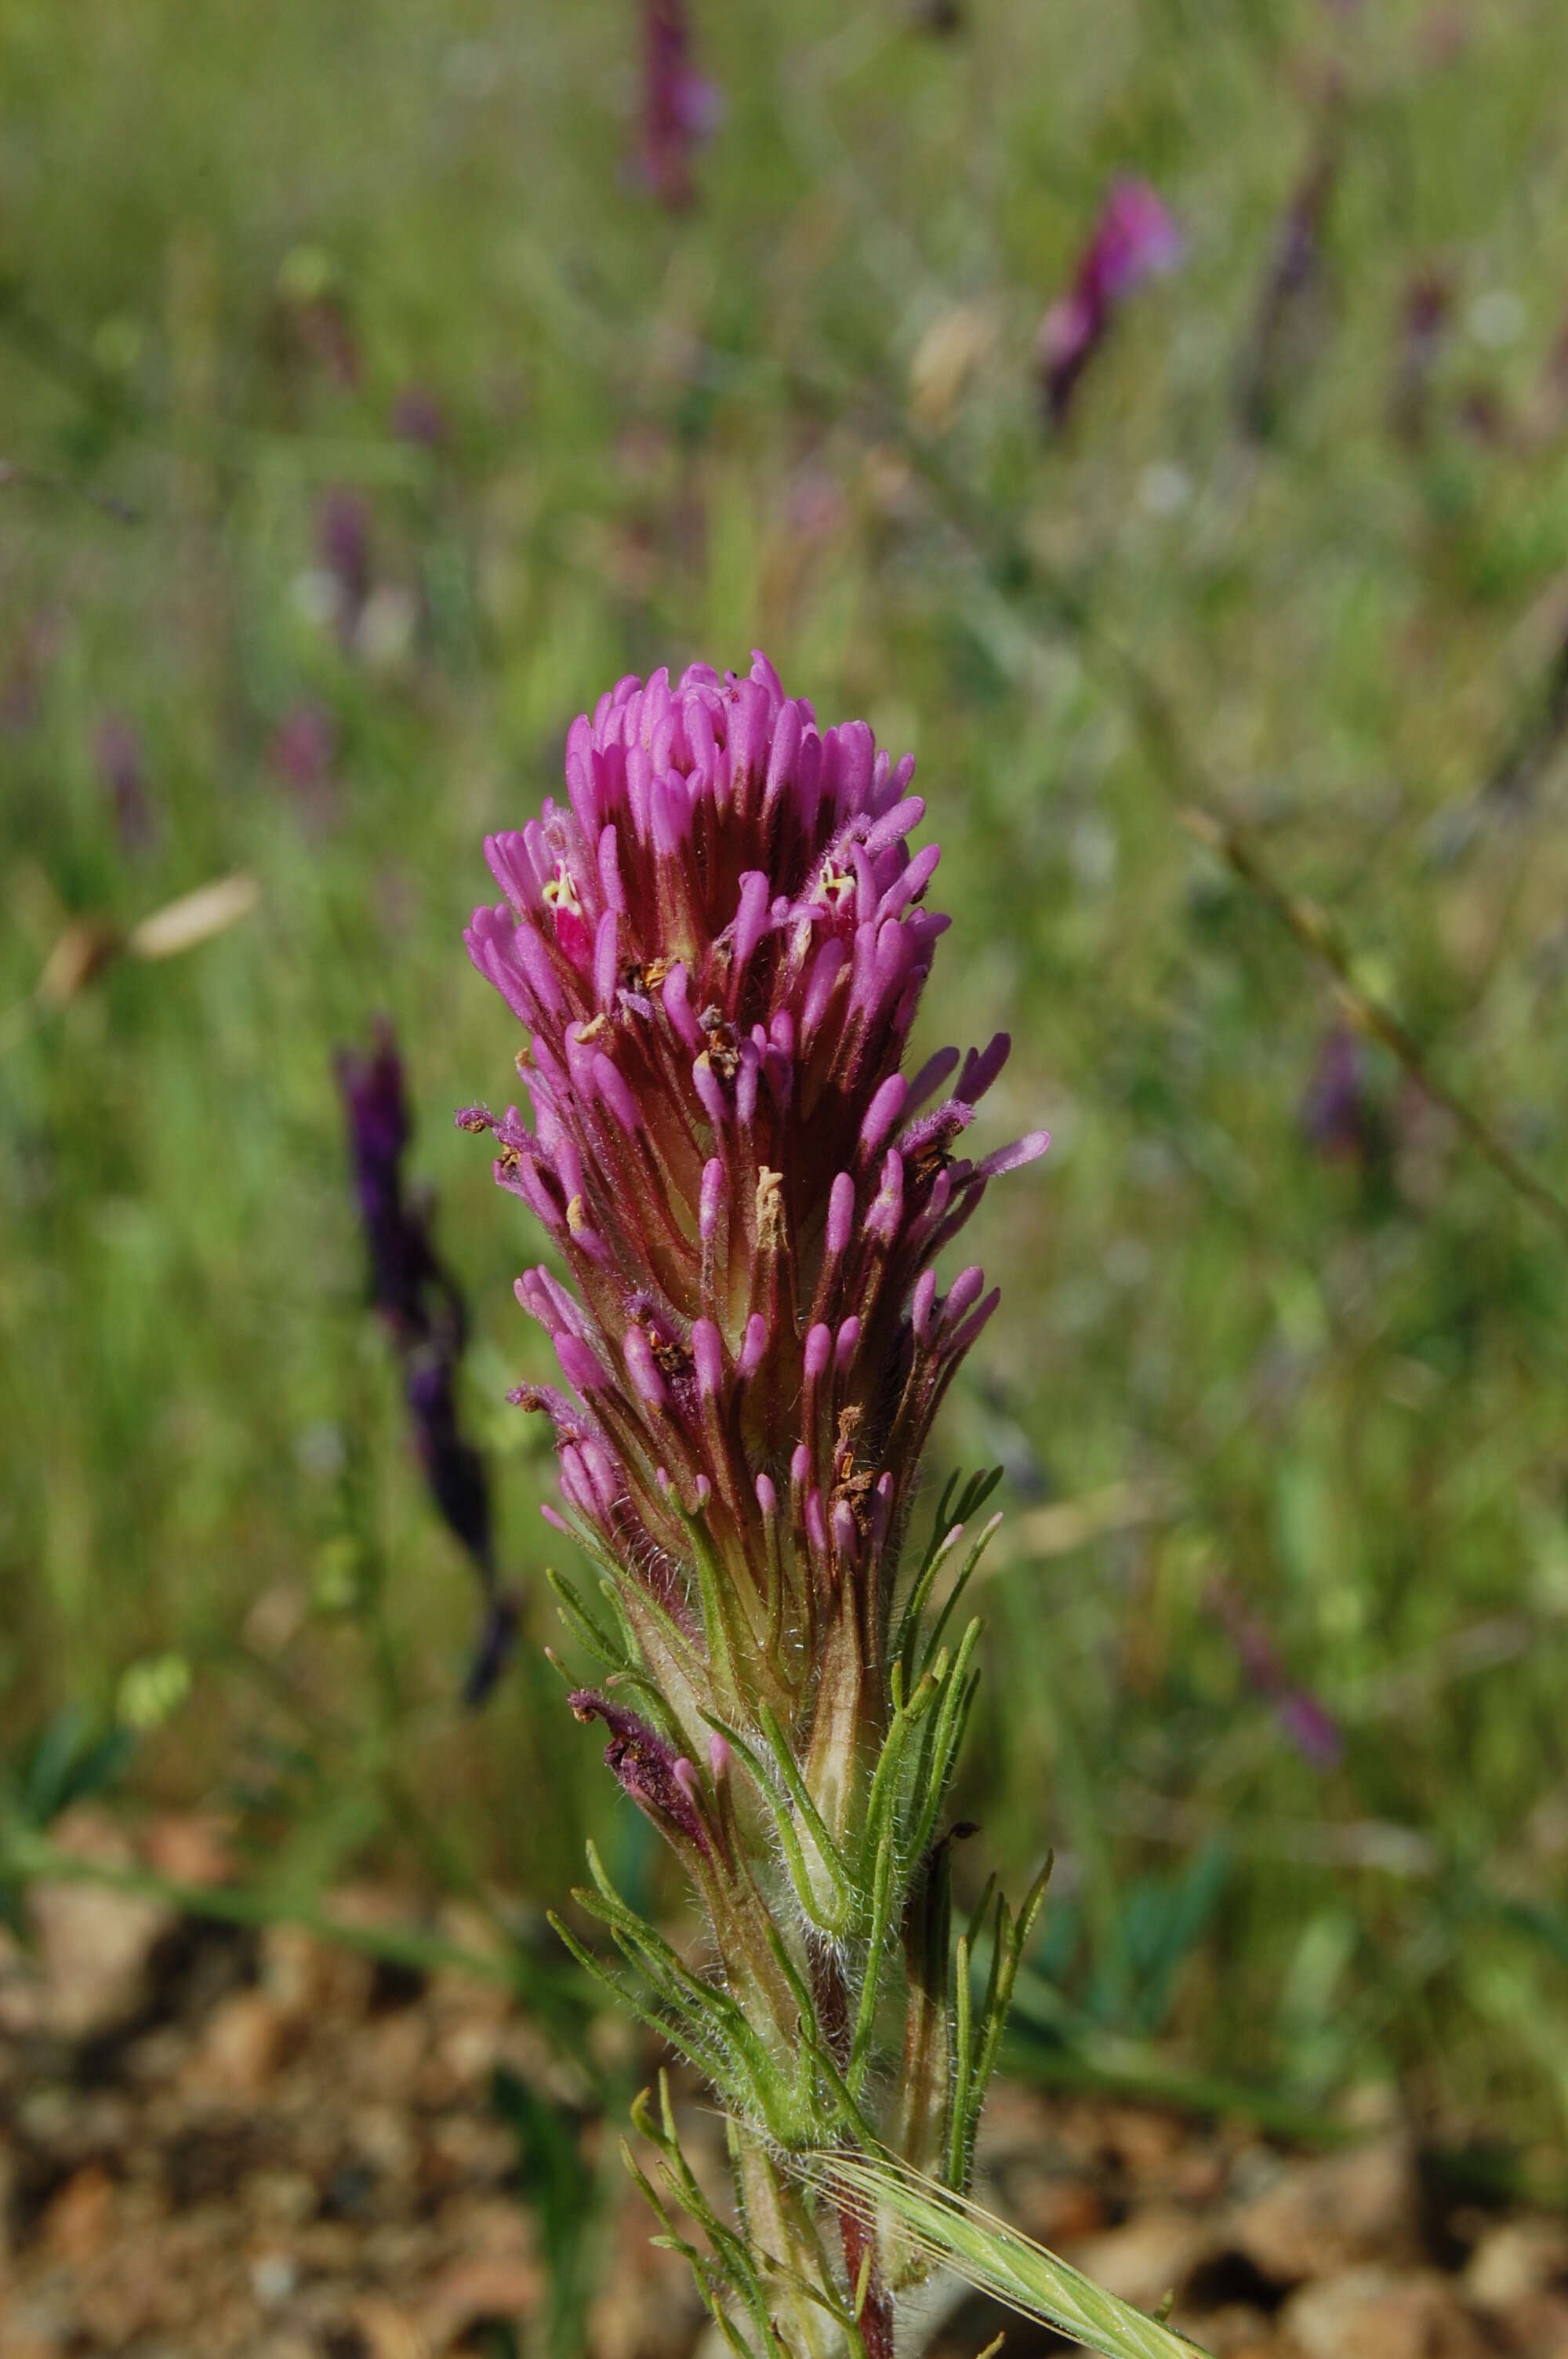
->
463 655 1045 1787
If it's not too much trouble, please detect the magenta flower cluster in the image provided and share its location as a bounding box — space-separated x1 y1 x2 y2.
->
459 649 1048 1913
462 657 1044 1832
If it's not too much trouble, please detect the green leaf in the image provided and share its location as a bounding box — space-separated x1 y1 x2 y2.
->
811 2151 1212 2359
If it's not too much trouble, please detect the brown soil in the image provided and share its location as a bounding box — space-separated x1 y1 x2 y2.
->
3 1815 1566 2358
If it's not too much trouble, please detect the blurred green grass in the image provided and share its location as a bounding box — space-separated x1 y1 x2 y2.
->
6 0 1568 2149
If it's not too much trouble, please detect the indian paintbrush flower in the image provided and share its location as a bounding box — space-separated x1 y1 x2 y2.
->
462 653 1049 2356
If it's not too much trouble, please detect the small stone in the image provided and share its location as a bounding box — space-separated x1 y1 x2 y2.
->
1283 2266 1491 2359
1064 2205 1219 2312
350 2296 429 2359
1494 2290 1568 2357
1007 2169 1106 2246
260 1921 372 2023
250 2250 299 2308
347 2104 416 2182
142 1812 234 1887
190 1988 293 2095
243 2170 318 2229
4 1812 173 2041
1227 2135 1419 2284
41 2163 116 2265
416 2254 541 2350
1464 2218 1568 2310
1173 2306 1277 2358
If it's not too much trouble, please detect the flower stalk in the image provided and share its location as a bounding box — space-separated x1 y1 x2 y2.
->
463 653 1050 2355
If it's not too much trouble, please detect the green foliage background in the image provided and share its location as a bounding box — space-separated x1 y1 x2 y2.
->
6 0 1568 2154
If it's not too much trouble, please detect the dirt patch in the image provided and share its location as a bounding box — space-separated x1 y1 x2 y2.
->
2 1819 1566 2357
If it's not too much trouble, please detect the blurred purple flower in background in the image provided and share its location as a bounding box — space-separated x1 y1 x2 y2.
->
336 1024 515 1699
269 700 340 824
1301 1023 1380 1168
337 1024 452 1343
1208 1580 1342 1770
405 1352 494 1575
272 249 362 393
315 489 372 644
1238 131 1341 438
93 714 158 855
637 0 721 209
1390 269 1453 445
391 385 448 449
2 612 63 737
1036 178 1184 426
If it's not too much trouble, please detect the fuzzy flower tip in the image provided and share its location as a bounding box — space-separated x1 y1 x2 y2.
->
463 654 1046 1697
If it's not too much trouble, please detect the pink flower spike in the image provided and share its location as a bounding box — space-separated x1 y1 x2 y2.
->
692 1056 728 1129
692 1318 724 1398
864 795 925 856
594 910 620 1013
731 871 771 975
624 1325 670 1411
709 1732 731 1781
912 1267 938 1346
597 822 626 912
700 1156 725 1238
943 1265 986 1327
593 1052 642 1134
878 841 941 923
826 1171 856 1258
956 1032 1011 1105
802 937 848 1039
755 1471 779 1516
975 1129 1051 1180
737 1314 768 1382
830 1498 860 1565
804 1322 833 1381
903 1045 960 1119
555 1332 606 1394
540 1503 571 1534
946 1285 1001 1361
860 1072 908 1161
834 1316 861 1373
662 961 704 1050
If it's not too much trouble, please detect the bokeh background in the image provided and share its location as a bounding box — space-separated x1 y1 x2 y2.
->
7 0 1568 2248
